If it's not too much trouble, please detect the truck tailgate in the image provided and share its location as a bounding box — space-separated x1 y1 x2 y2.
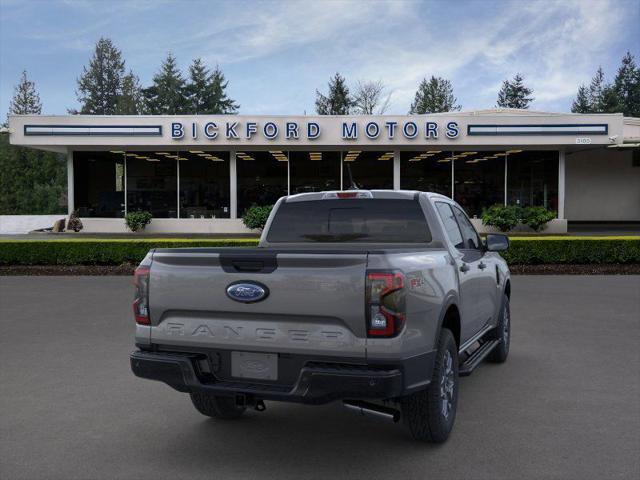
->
148 248 368 358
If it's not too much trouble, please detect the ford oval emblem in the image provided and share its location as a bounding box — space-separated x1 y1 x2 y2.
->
226 281 269 303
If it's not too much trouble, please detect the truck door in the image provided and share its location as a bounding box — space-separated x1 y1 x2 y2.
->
451 205 498 339
434 202 497 344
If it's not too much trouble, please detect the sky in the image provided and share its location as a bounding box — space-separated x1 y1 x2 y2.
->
0 0 638 117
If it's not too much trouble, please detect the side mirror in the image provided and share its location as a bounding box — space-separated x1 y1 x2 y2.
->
485 234 509 252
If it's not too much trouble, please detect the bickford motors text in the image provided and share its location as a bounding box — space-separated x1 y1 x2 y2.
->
171 120 461 141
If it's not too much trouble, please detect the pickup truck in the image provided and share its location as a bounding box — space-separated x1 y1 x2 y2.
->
130 190 511 442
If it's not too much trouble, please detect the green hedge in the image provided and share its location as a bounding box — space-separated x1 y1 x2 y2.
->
0 239 259 266
501 237 640 265
0 237 638 266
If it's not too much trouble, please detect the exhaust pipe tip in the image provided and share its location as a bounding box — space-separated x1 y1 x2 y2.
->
343 400 400 423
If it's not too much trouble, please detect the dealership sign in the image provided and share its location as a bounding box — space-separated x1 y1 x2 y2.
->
170 120 461 141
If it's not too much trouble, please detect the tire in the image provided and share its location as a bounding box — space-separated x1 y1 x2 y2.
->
189 392 247 419
401 328 458 443
487 295 510 363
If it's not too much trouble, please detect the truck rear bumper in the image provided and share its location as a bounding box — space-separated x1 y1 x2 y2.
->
130 350 418 404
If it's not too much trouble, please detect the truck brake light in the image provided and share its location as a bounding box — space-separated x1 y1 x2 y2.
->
133 266 150 325
366 271 405 337
322 191 373 199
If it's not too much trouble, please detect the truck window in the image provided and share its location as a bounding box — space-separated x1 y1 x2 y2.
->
266 199 431 243
452 206 481 250
435 202 464 248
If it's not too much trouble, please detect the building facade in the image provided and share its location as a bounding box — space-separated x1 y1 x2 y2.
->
8 109 640 233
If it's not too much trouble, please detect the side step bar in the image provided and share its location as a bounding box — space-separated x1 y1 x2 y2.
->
458 339 500 377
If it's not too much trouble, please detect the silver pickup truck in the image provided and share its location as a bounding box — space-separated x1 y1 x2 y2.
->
130 190 511 442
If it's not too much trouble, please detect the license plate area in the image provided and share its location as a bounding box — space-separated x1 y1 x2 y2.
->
231 351 278 381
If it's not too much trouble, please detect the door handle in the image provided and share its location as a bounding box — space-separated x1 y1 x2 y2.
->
478 262 487 270
460 263 470 273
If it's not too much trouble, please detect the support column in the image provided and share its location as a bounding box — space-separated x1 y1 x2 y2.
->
504 153 508 206
230 150 237 219
558 149 566 219
66 149 74 216
393 150 401 190
450 153 455 199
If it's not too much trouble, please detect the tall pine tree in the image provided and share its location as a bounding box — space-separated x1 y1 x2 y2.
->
185 59 239 114
143 53 188 114
496 74 534 109
1 72 66 215
8 70 42 117
116 71 144 114
315 73 353 115
587 67 607 111
75 38 126 114
207 65 239 114
571 85 591 113
409 76 460 114
186 58 209 114
613 51 640 117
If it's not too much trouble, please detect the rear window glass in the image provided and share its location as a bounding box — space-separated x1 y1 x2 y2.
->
266 199 431 243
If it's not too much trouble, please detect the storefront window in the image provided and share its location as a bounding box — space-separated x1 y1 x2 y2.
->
126 152 177 218
73 151 125 217
454 151 505 217
400 150 452 196
342 150 394 190
507 150 558 212
236 150 288 214
178 151 230 218
289 151 340 194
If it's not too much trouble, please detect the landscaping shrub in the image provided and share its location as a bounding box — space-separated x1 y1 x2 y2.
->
242 205 273 230
125 211 153 232
521 206 556 232
481 205 520 232
481 204 556 232
0 237 638 266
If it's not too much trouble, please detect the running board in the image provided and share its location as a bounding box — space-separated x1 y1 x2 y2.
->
458 339 500 377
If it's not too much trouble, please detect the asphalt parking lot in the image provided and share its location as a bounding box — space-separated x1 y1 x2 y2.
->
1 276 639 480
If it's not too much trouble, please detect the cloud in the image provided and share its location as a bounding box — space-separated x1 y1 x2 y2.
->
1 0 637 115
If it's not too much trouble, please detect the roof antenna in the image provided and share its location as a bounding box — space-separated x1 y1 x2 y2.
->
346 163 359 190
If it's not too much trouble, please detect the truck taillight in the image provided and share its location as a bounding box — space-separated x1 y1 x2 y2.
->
366 271 405 338
133 266 150 325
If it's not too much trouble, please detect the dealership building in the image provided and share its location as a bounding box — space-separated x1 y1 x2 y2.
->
7 109 640 233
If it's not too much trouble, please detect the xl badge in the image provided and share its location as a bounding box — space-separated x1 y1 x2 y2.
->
226 281 269 303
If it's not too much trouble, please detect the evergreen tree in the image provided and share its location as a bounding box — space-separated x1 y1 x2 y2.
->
315 73 353 115
1 72 66 214
0 135 67 215
185 59 239 114
8 70 42 116
409 76 460 114
587 67 607 112
571 85 591 113
75 37 126 114
143 53 188 114
186 58 209 114
496 73 534 109
116 71 144 114
613 51 640 117
207 65 239 114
